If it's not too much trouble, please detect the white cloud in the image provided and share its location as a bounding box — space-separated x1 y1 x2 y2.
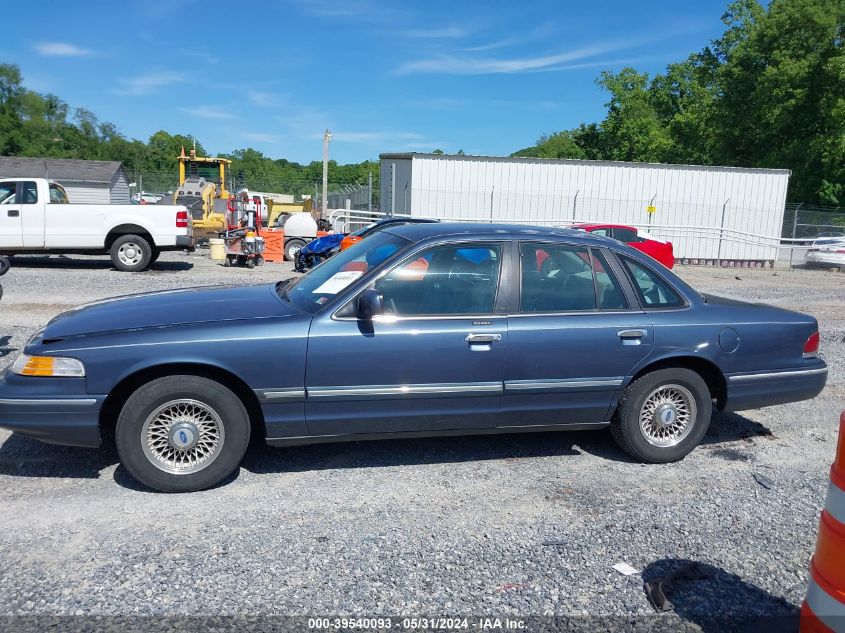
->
182 105 235 120
248 90 278 107
116 71 184 95
393 41 644 76
34 42 93 57
401 26 469 38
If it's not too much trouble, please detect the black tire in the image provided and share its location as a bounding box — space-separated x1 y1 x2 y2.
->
285 238 307 262
110 234 153 272
255 255 264 267
610 368 712 463
245 258 255 269
148 248 161 265
115 375 251 492
0 256 9 276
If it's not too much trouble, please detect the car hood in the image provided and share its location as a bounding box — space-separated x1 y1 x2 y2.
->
42 283 297 341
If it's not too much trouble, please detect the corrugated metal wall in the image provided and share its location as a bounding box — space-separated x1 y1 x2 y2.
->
63 182 110 204
382 154 791 261
109 171 130 204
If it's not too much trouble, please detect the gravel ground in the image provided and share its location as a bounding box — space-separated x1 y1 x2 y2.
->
0 251 843 631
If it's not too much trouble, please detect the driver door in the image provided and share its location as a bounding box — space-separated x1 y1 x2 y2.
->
304 241 508 437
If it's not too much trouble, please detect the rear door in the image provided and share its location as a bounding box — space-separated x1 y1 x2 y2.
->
503 241 653 426
19 181 45 248
0 182 23 248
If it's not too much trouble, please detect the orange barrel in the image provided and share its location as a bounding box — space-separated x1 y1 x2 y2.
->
259 229 285 263
801 411 845 632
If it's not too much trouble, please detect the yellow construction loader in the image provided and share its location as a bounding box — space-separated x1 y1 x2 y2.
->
173 149 231 235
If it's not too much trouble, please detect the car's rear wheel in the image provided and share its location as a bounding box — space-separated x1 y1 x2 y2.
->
610 368 712 463
285 238 306 262
115 375 251 492
110 234 152 272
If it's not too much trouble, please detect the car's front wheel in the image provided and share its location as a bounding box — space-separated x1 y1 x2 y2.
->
115 375 251 492
610 368 712 463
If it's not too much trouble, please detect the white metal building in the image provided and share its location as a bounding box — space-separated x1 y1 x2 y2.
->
0 157 131 204
379 153 791 262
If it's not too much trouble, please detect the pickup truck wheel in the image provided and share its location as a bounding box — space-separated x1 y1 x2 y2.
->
148 248 161 265
610 368 711 463
115 375 251 492
285 238 307 262
111 234 152 272
0 256 9 276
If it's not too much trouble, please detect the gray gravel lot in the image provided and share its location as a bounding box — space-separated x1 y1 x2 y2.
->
0 251 843 629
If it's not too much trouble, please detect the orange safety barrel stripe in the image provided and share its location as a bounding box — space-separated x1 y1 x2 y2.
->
806 567 845 633
831 412 845 492
812 511 845 600
801 601 838 633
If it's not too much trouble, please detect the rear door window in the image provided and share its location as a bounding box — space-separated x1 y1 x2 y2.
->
21 181 38 204
49 183 69 203
520 243 628 312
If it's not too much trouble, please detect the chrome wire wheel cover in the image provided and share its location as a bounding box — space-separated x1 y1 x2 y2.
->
638 384 697 448
141 399 225 475
117 242 144 266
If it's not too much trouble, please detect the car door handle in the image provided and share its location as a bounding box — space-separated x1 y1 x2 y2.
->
7 210 19 217
465 333 502 344
617 329 647 339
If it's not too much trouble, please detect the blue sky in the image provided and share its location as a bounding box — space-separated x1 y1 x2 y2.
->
3 0 730 164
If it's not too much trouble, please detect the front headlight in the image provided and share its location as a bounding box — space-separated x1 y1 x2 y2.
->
11 354 86 377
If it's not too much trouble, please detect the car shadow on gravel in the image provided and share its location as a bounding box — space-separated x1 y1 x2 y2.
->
6 255 193 271
0 433 117 479
640 558 798 632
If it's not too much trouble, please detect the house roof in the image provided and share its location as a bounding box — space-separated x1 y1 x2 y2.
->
0 156 127 184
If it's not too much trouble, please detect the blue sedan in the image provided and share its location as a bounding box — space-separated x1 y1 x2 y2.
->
0 223 827 491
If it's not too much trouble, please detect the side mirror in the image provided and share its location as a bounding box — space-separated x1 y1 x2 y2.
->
357 289 384 319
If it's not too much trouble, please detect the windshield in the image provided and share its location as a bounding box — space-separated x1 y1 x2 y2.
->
281 231 409 313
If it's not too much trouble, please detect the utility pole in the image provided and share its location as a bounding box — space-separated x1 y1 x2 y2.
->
322 129 331 218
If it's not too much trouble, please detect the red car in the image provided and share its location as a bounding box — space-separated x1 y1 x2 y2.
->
573 223 675 269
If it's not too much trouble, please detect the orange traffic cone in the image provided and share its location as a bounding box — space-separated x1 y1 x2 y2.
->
801 411 845 632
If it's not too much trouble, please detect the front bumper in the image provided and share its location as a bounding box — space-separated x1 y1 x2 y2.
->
723 362 828 412
0 371 104 447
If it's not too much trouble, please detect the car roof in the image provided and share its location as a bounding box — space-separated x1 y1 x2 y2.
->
384 221 618 248
573 223 636 231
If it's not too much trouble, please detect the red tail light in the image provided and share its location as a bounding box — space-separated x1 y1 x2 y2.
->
803 331 820 358
176 210 188 228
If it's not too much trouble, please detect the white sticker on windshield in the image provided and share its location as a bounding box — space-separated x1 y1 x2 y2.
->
313 270 363 295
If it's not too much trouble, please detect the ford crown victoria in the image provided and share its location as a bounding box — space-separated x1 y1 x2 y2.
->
0 223 827 491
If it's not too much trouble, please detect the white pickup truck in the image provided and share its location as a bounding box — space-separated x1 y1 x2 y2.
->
0 178 194 271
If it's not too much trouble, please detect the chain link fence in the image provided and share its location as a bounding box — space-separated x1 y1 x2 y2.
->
128 171 376 213
781 203 845 267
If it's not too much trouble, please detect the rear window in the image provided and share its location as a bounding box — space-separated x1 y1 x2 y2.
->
622 257 684 308
49 183 69 203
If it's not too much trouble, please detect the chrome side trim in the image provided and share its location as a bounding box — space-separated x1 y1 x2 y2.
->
0 398 98 406
308 382 503 398
504 378 624 391
254 388 306 401
727 367 828 382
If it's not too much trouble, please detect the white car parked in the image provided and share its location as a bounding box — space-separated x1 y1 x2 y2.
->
0 178 194 271
805 236 845 270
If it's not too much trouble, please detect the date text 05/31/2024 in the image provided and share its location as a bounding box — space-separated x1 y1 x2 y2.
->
307 617 527 630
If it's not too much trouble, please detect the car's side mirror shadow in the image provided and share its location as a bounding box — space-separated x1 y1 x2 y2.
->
357 289 384 319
